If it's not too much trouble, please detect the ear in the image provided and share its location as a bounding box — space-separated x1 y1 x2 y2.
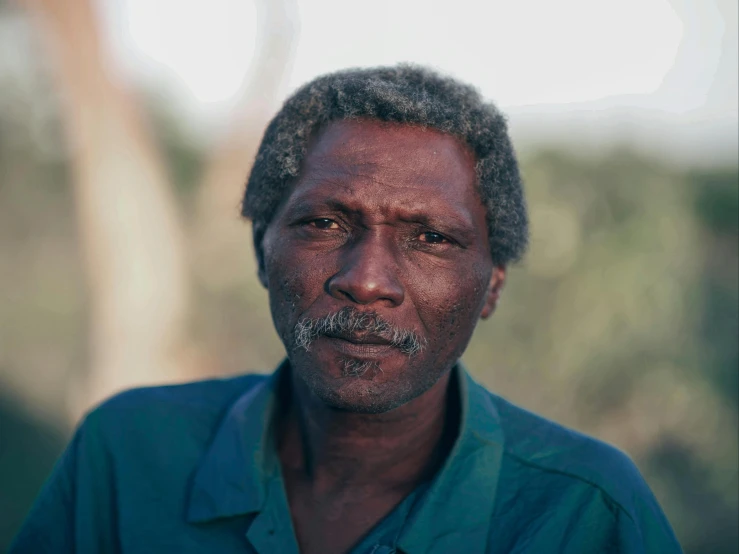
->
253 223 269 289
480 265 506 320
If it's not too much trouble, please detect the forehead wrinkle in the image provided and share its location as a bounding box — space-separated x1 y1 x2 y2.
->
303 155 471 199
291 163 480 230
306 154 381 176
305 135 473 189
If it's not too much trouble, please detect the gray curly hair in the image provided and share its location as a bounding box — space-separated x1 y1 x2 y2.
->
242 64 528 266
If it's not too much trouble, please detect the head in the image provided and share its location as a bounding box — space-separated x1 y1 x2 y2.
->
243 65 528 414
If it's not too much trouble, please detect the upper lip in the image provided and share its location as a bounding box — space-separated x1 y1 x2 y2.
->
324 331 392 345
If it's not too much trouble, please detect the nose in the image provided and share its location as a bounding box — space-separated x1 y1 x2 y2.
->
326 232 405 307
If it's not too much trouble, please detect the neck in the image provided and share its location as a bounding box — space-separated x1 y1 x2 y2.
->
278 367 458 495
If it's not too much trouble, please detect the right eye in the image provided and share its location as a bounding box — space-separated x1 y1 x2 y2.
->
307 218 340 230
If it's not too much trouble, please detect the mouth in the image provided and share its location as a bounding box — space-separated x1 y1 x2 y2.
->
321 333 396 357
324 332 392 346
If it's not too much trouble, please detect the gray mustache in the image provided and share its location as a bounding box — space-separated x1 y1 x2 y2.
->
294 306 427 357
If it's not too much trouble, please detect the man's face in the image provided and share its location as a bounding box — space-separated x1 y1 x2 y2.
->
259 119 503 413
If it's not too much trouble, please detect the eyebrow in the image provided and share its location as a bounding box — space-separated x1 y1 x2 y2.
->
283 195 479 243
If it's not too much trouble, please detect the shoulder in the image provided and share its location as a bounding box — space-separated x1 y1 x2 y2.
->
486 391 680 552
482 390 681 551
488 391 654 519
88 372 268 419
78 373 270 453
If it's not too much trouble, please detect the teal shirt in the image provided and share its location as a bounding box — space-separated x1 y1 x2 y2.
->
11 362 681 553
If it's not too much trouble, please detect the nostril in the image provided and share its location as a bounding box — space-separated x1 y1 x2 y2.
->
339 289 358 303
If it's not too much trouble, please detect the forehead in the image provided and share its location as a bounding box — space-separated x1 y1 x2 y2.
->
303 119 477 189
286 119 484 225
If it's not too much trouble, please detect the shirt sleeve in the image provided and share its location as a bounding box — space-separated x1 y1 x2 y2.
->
9 411 120 554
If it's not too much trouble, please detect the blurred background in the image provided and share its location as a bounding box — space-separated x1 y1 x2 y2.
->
0 0 736 551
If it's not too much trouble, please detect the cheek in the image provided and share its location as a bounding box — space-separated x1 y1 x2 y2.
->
267 268 303 311
412 261 491 344
264 239 329 330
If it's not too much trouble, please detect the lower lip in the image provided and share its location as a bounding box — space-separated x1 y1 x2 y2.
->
321 336 398 358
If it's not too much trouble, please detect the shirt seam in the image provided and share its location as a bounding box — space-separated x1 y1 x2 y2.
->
499 450 637 525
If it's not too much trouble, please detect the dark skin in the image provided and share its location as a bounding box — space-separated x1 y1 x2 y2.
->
257 119 506 554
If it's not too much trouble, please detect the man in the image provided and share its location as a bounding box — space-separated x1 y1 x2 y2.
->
12 65 681 553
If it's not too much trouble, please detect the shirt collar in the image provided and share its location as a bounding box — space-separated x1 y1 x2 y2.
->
186 361 504 554
186 361 285 523
397 365 505 554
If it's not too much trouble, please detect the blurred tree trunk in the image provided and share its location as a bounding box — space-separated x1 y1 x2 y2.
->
20 0 298 424
21 0 192 423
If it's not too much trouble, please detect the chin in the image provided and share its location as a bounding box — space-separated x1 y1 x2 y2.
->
310 378 411 414
294 351 446 416
299 363 401 414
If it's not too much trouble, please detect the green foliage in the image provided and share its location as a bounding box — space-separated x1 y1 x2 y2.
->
691 168 739 234
0 394 66 553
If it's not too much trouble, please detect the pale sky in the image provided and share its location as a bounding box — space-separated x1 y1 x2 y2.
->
99 0 737 162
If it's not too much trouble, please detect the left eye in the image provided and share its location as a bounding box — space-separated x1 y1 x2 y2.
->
419 231 448 244
309 218 340 230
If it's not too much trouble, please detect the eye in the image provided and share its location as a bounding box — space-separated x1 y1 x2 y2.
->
418 231 449 244
308 218 340 230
